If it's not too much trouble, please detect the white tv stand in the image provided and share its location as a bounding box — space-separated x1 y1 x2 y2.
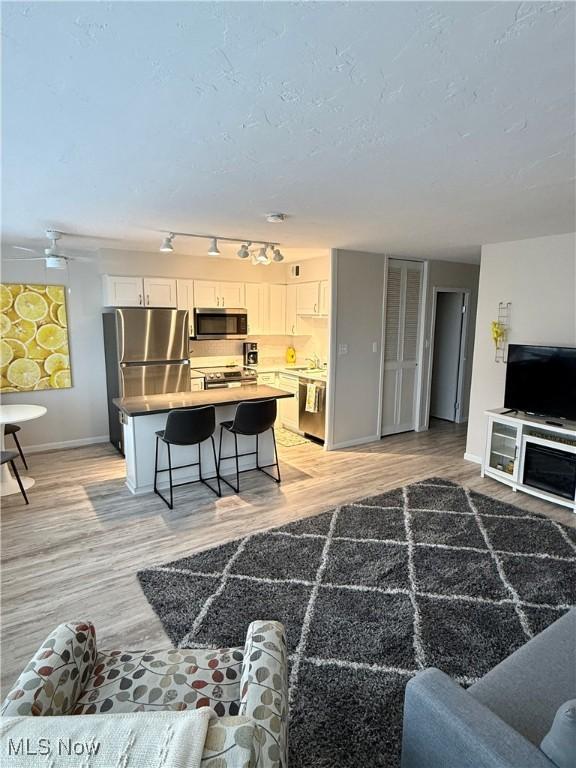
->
482 409 576 512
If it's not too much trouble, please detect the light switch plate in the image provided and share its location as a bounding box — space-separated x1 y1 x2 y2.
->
338 343 348 355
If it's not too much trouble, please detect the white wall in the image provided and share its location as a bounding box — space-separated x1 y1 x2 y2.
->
0 259 109 451
465 232 576 460
419 260 480 427
328 249 385 448
283 255 331 283
99 249 288 283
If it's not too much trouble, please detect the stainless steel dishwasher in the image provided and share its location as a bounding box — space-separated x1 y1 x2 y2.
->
298 377 327 441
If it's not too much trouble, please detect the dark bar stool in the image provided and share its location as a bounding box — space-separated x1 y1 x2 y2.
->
4 424 28 470
1 450 29 504
154 406 221 509
218 399 281 493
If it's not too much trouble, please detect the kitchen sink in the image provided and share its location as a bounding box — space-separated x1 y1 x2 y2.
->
282 366 327 378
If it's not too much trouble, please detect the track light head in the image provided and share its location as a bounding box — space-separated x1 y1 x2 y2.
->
208 238 220 256
272 247 284 262
160 234 174 253
237 243 251 259
255 245 271 265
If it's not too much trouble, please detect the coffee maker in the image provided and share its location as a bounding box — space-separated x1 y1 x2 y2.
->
243 342 258 366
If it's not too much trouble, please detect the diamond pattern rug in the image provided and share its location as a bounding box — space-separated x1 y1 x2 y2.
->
137 478 576 768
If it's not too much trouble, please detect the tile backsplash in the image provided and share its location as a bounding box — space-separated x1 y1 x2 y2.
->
188 321 328 369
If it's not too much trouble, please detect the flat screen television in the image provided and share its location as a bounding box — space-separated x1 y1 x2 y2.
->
504 344 576 421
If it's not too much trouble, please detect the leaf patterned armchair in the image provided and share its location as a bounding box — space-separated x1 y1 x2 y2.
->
1 619 288 768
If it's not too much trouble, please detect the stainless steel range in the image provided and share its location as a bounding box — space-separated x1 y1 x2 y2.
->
193 365 257 389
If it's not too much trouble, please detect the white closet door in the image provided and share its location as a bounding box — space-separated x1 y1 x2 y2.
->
381 260 423 436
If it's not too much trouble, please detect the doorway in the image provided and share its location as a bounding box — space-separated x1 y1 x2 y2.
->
428 289 469 423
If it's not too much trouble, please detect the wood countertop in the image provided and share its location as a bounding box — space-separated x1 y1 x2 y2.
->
113 385 294 417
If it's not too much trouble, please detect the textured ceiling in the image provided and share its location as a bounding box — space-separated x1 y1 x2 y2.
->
2 1 575 263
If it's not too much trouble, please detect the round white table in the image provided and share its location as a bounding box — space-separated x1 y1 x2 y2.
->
0 404 47 496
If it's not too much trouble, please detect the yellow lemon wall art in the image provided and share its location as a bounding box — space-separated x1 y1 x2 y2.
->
0 284 72 392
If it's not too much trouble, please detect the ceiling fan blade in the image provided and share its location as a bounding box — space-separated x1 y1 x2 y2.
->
11 245 40 253
4 256 47 262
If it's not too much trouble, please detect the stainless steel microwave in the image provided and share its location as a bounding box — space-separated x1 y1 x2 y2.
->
193 308 248 339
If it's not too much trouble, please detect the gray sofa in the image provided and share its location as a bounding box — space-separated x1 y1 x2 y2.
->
401 609 576 768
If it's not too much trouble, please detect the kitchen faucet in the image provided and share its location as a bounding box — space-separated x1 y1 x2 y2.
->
305 353 321 369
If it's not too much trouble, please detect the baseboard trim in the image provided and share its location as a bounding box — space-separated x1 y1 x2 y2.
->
464 452 482 465
329 435 381 450
23 436 110 454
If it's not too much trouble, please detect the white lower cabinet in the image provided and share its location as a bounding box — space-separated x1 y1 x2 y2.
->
277 373 299 431
257 372 277 385
257 372 278 424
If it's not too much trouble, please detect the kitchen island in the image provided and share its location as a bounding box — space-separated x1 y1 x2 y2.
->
113 385 293 495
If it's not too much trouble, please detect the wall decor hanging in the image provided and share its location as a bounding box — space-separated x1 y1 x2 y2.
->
0 283 72 392
492 301 511 363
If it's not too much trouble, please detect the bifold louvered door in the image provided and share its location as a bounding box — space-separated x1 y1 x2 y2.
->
381 259 423 436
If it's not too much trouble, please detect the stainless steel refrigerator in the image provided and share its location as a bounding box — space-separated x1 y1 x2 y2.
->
102 308 191 453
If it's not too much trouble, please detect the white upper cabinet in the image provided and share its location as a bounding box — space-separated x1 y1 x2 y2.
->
319 280 329 316
285 284 298 335
102 275 145 307
103 275 177 307
268 284 287 335
142 277 177 307
296 282 320 315
193 281 245 308
193 280 219 308
220 282 245 308
245 283 286 335
244 283 267 335
176 279 195 335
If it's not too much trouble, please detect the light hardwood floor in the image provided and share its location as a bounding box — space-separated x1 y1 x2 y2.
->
1 420 574 695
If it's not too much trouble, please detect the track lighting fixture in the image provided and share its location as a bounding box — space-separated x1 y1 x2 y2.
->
237 243 251 259
207 238 220 256
160 234 174 253
158 231 281 266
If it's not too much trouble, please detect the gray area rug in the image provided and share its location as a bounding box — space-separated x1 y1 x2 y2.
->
137 478 576 767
